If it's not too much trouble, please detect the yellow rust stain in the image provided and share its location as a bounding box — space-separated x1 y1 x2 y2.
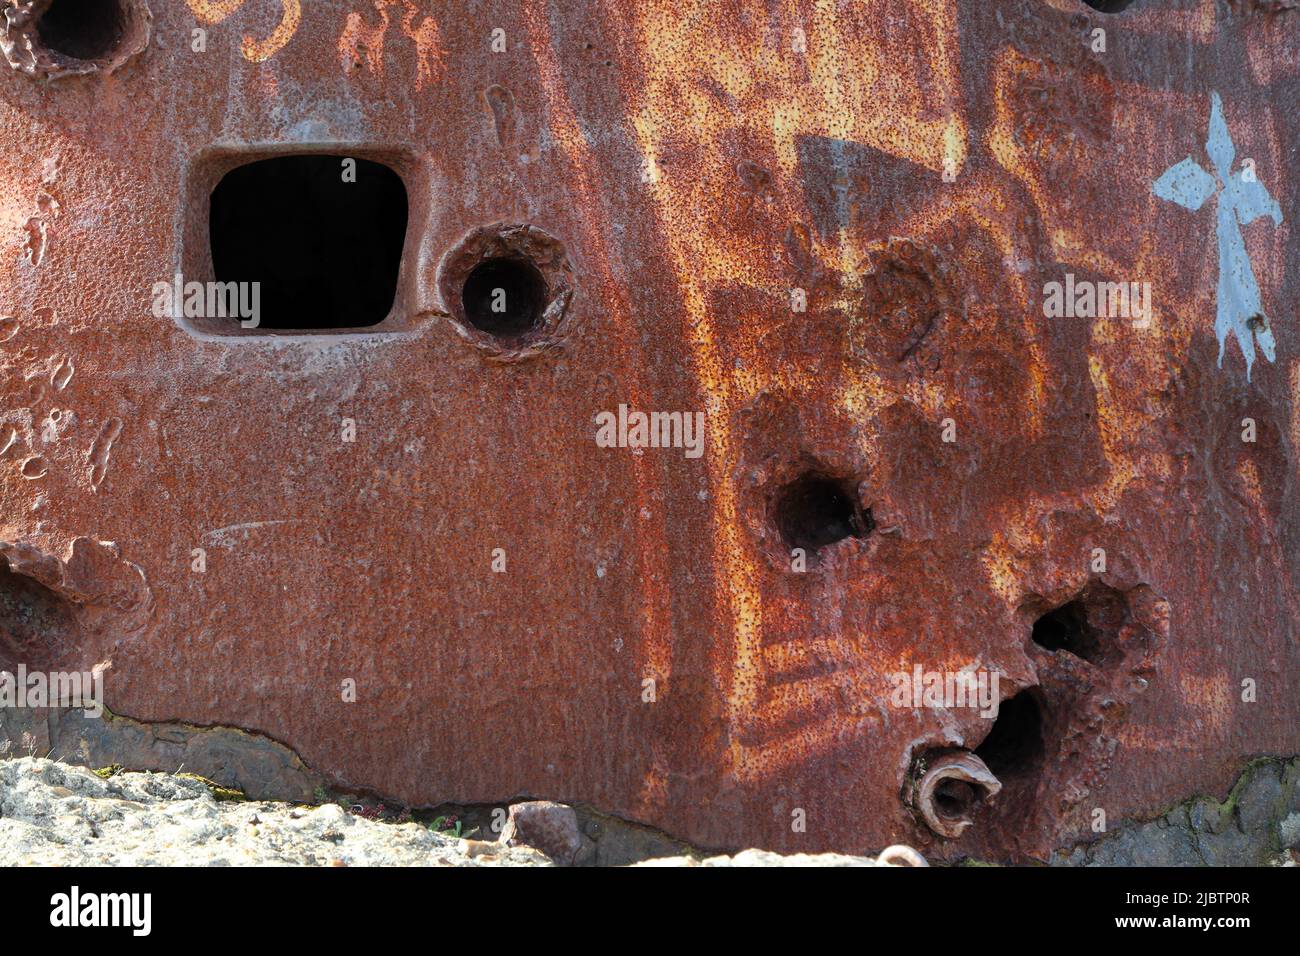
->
399 4 444 89
1086 355 1140 513
522 0 682 812
1177 673 1234 738
190 0 443 75
241 1 300 62
336 1 443 87
339 3 392 76
1115 723 1200 752
185 0 248 20
619 0 971 784
186 0 302 63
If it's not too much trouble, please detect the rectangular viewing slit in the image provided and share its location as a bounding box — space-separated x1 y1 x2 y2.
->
192 152 412 334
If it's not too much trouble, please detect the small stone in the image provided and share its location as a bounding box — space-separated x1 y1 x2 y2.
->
1234 763 1284 834
1278 813 1300 850
1189 797 1228 835
500 800 582 865
310 803 347 824
461 839 501 858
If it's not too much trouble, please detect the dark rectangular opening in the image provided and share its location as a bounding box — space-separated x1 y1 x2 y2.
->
207 155 408 330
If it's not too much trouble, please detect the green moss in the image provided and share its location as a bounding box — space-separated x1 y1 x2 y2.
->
1148 756 1286 822
1068 756 1300 864
1220 756 1282 818
176 772 246 802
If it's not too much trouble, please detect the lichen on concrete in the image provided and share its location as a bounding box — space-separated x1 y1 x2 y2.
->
0 704 326 804
1051 758 1300 867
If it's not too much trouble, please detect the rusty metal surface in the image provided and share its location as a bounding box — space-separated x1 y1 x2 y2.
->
0 0 1297 862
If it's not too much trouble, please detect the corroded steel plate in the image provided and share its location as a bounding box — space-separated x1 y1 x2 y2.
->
0 0 1296 862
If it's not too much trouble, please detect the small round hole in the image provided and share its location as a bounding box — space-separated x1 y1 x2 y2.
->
773 473 872 554
461 257 548 338
37 0 127 62
1030 597 1124 666
933 779 975 818
1031 601 1091 657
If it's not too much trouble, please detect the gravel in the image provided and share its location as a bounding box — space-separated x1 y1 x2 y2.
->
0 757 926 867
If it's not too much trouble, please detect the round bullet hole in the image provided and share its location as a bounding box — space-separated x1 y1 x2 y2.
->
773 473 872 554
0 555 78 670
37 0 127 61
1 0 151 78
933 779 976 819
437 223 574 358
461 257 548 338
1031 601 1100 662
1081 0 1136 11
1029 587 1132 668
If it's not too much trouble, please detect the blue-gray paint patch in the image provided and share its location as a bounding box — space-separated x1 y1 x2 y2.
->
795 135 933 241
1154 92 1282 380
